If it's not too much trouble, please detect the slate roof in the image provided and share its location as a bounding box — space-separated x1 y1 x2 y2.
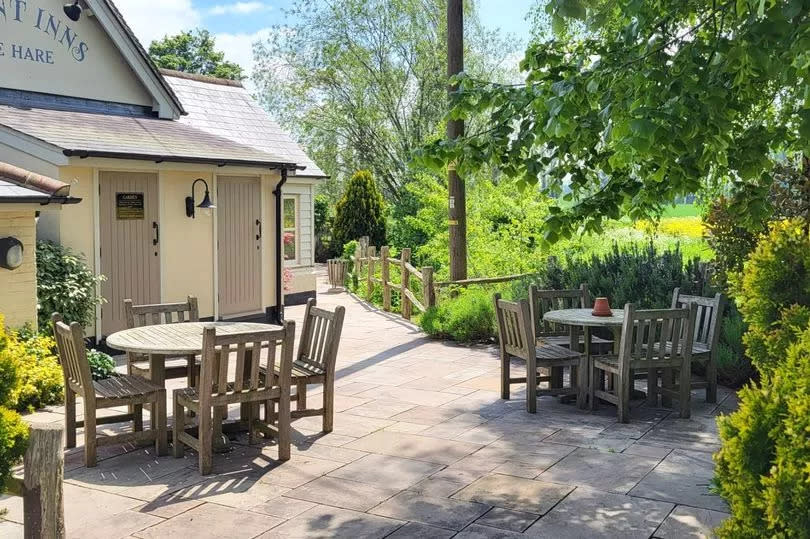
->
162 70 327 178
0 105 298 169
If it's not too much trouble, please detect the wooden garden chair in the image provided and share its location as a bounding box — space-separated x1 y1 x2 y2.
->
173 320 295 475
589 303 697 423
262 299 346 433
670 288 725 403
529 283 613 353
124 296 200 386
494 294 586 413
52 314 167 467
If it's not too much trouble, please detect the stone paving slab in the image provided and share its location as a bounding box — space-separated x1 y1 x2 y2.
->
524 487 675 538
453 474 574 514
285 476 400 512
654 505 729 538
369 490 490 530
256 505 403 538
538 447 661 493
16 272 736 537
327 453 443 489
475 507 539 532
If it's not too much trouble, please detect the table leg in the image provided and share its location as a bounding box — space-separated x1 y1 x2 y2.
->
149 354 166 434
579 326 591 409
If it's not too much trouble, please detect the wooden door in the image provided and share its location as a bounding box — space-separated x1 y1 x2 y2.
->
217 176 262 317
100 171 161 336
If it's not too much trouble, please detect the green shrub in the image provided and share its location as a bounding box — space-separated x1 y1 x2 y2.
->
420 289 495 343
704 197 760 292
5 330 63 413
714 323 810 537
36 240 105 329
0 317 28 495
0 406 27 493
332 170 386 251
87 349 116 381
713 306 756 388
731 219 810 375
538 242 702 309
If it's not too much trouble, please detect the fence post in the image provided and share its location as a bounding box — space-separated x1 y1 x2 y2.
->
366 246 376 300
400 248 412 320
381 246 391 311
422 266 435 309
24 423 65 539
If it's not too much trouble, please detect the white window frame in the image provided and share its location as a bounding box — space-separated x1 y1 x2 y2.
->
283 195 300 266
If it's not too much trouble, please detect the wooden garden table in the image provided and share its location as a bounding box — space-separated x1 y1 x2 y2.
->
106 321 282 449
543 309 626 408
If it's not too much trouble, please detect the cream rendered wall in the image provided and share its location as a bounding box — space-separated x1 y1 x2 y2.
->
0 0 153 106
0 208 38 328
159 171 215 318
57 167 96 271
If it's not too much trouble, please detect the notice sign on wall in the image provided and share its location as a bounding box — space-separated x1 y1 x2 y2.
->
116 193 144 220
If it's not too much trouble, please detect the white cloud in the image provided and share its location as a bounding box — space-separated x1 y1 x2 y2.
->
214 28 273 79
111 0 201 48
209 2 270 15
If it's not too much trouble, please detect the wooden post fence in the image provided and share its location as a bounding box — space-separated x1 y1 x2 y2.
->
400 248 412 320
380 246 391 311
349 238 532 324
5 424 66 539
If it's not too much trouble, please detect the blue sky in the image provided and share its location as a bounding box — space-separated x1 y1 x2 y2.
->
113 0 535 76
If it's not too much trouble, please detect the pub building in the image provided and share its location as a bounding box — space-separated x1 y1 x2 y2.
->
0 0 325 339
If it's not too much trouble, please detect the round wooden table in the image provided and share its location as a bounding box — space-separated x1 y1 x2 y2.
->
107 321 282 450
543 308 628 408
543 308 625 353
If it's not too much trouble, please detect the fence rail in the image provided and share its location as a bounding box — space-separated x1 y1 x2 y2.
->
350 237 535 322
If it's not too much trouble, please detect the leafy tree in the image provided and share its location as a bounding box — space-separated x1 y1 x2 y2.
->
333 170 386 250
252 0 518 199
149 29 243 80
417 0 810 241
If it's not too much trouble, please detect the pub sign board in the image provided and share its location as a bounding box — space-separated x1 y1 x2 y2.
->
116 192 144 220
0 0 90 65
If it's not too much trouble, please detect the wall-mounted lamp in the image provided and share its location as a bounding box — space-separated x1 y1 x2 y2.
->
185 178 215 218
63 0 82 21
0 237 24 271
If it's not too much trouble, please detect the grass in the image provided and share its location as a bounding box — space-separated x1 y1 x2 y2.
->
550 205 712 263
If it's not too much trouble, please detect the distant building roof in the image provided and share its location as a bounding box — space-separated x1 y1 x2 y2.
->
0 162 80 204
162 70 327 178
0 105 299 170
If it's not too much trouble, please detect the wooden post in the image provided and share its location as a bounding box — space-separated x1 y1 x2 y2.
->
24 423 65 539
422 267 435 309
366 246 376 300
447 0 467 282
401 248 412 320
381 246 391 311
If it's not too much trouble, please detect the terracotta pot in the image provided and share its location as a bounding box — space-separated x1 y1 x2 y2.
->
592 297 613 317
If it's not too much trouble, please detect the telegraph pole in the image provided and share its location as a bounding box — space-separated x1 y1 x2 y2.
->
447 0 467 281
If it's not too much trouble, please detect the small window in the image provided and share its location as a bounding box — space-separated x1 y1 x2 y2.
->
283 196 298 264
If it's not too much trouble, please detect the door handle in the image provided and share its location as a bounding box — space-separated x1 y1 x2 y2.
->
152 222 160 246
256 219 262 241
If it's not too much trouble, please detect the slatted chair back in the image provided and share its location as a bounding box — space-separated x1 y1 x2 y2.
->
125 296 199 328
51 314 94 403
529 284 591 337
494 293 534 362
197 321 295 408
617 303 698 372
297 299 346 374
671 288 725 351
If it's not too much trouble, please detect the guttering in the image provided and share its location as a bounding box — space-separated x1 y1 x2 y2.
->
272 168 288 324
0 196 82 205
62 149 303 171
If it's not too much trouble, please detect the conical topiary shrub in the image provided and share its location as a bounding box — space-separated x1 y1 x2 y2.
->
332 170 386 250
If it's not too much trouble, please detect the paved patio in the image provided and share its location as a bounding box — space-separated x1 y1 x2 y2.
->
1 273 734 538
